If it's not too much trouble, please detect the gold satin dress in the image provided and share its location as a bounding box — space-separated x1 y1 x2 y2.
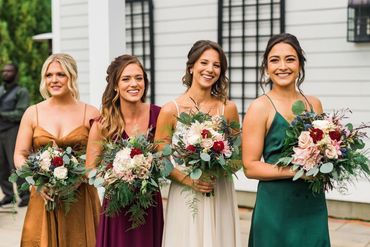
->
20 125 101 247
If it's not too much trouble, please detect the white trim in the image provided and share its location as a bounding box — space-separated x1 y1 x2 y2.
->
51 0 61 52
88 0 125 108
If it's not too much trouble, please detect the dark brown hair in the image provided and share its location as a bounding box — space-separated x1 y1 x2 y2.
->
182 40 229 102
260 33 306 90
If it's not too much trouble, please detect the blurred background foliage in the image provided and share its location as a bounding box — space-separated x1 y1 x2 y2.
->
0 0 51 103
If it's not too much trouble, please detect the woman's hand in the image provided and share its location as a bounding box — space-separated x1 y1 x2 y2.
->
189 177 215 193
38 187 54 203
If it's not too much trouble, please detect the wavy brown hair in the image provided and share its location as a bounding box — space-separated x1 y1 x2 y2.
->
100 55 149 140
182 40 229 103
260 33 306 91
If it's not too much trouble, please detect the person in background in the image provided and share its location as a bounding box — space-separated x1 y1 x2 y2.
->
0 63 30 207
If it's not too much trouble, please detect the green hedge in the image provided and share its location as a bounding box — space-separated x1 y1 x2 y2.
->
0 0 51 103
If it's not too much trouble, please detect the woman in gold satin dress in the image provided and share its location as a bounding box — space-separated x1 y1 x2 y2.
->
14 53 101 247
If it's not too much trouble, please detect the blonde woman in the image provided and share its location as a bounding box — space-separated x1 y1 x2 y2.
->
14 53 101 247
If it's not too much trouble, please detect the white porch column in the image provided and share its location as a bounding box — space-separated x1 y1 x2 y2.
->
88 0 125 108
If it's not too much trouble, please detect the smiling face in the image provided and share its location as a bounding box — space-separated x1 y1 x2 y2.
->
45 61 71 97
190 48 221 90
266 42 300 88
117 63 145 104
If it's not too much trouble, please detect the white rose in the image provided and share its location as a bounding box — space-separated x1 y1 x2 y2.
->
54 166 68 180
201 138 214 150
312 120 334 132
112 148 132 173
298 131 313 149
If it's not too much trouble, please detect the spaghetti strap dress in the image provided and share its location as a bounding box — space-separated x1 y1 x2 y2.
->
248 95 330 247
162 100 242 247
21 104 101 247
96 104 164 247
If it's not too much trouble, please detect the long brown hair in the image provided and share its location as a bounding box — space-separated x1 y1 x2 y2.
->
100 55 149 139
182 40 229 103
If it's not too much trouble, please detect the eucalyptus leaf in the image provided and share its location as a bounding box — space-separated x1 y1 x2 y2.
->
200 153 211 162
25 176 35 185
162 145 172 156
276 157 293 166
66 146 72 154
306 167 319 177
63 155 70 165
292 164 300 171
88 169 97 178
163 159 174 177
188 159 200 165
293 169 304 181
292 100 305 115
190 168 202 179
94 177 105 187
320 162 333 174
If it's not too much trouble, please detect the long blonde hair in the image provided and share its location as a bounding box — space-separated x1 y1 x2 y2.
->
100 55 149 140
39 53 80 100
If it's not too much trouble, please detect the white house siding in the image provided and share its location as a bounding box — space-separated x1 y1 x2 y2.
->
150 0 370 203
284 0 370 203
153 0 219 105
53 0 90 102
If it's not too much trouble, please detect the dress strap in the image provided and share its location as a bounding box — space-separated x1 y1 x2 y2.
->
299 92 314 112
172 100 180 117
82 104 87 125
220 103 225 115
264 94 277 112
35 104 39 126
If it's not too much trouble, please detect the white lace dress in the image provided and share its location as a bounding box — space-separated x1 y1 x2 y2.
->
162 101 241 247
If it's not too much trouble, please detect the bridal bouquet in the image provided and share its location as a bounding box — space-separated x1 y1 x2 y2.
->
276 100 370 193
88 134 172 229
9 145 87 213
172 109 241 197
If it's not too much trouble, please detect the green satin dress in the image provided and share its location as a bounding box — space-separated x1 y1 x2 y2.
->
248 99 330 247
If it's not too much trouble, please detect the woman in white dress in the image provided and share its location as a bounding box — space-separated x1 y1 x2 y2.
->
155 40 242 247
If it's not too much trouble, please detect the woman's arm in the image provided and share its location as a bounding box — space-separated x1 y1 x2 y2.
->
14 106 36 169
86 121 104 170
154 102 214 193
242 99 295 180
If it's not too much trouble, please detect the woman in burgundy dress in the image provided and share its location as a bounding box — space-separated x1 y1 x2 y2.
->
86 54 163 247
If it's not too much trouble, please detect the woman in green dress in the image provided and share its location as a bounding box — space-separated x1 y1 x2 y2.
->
242 33 330 247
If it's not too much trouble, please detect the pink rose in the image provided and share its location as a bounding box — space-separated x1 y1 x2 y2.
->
298 131 313 149
292 146 322 171
325 144 339 159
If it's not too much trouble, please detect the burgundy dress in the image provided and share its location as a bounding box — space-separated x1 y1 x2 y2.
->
96 104 164 247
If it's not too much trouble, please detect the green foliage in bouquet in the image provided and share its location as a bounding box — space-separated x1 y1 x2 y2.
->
276 100 370 193
9 145 87 213
88 135 173 230
173 111 241 182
